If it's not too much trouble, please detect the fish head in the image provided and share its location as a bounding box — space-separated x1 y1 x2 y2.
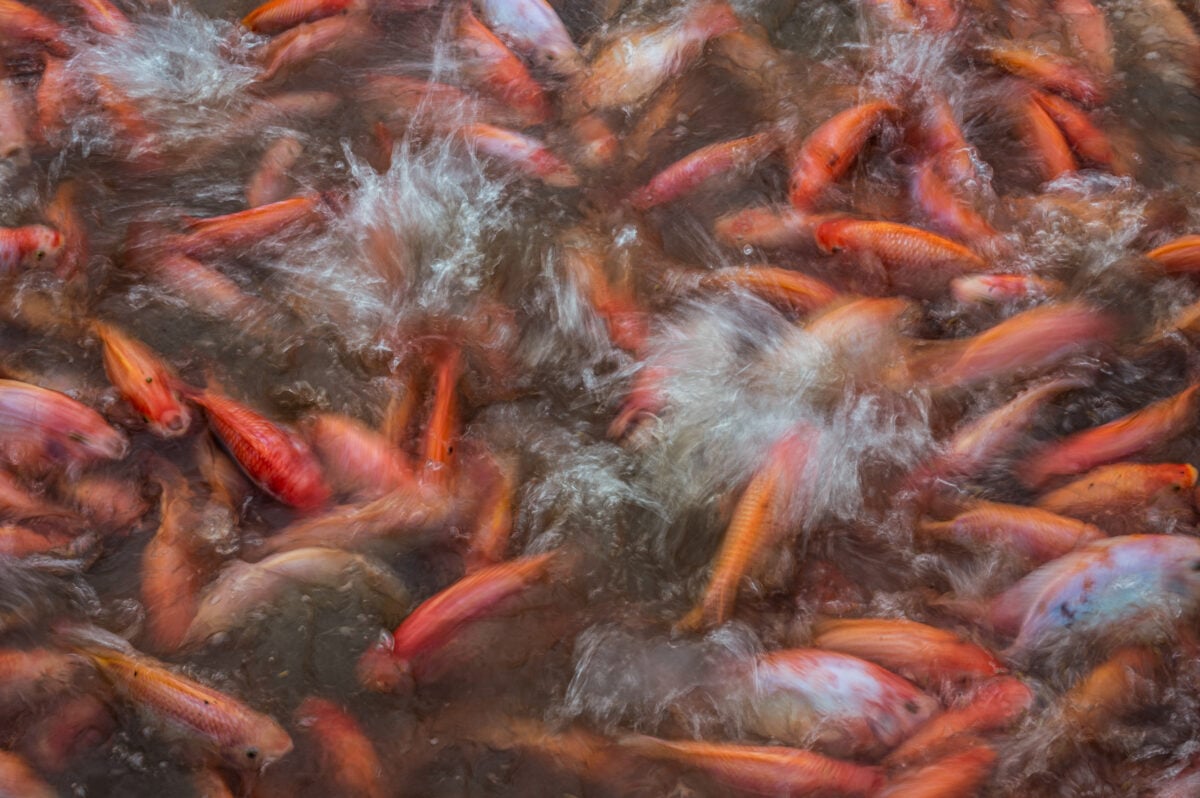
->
230 717 294 771
151 403 193 438
64 425 129 463
356 636 414 693
24 226 66 270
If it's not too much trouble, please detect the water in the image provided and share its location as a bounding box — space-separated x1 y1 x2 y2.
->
4 0 1200 795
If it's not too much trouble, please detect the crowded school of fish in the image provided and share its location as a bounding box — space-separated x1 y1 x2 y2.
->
2 0 1200 794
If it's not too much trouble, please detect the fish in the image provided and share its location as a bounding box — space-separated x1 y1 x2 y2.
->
243 0 355 34
0 379 128 469
458 124 579 187
1018 383 1199 489
878 744 998 798
698 265 842 316
455 4 552 127
1058 645 1159 732
629 130 781 210
1031 90 1125 174
983 43 1106 107
0 0 70 57
714 205 827 249
909 159 1000 247
810 618 1005 691
0 647 88 717
0 225 63 274
917 501 1106 563
62 626 294 770
885 677 1033 767
357 550 557 691
950 274 1064 304
738 648 942 759
92 321 191 438
187 383 331 512
473 0 583 77
1033 462 1198 526
814 218 987 298
294 698 386 798
0 750 56 798
178 193 328 257
1014 93 1078 182
788 101 897 210
0 75 30 166
572 1 740 113
246 137 303 208
1146 235 1200 274
618 735 883 796
677 426 813 631
182 547 411 648
18 692 115 773
43 183 86 281
987 535 1200 657
304 413 416 500
256 13 373 84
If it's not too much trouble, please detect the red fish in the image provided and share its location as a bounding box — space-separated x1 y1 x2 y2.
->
714 205 826 249
909 159 998 246
0 751 56 798
1019 383 1199 489
1033 462 1197 526
71 0 132 37
1146 235 1200 274
879 744 997 798
0 379 127 469
459 124 579 187
984 44 1106 107
188 383 331 511
699 265 841 316
305 413 415 500
456 5 552 127
918 501 1105 563
0 225 63 274
357 551 557 691
43 182 86 280
179 193 327 256
256 13 373 84
950 273 1063 304
629 130 780 210
788 101 896 210
1015 93 1077 182
294 698 385 798
1031 90 1124 173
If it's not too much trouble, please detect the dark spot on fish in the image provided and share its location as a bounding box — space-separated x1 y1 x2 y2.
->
67 432 87 444
904 700 920 713
246 748 258 760
1059 601 1076 623
145 376 153 383
1191 560 1200 572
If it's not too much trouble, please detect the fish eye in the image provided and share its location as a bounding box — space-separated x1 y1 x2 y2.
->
1191 560 1200 572
67 432 87 444
35 250 45 260
245 748 258 761
145 376 154 383
904 700 920 714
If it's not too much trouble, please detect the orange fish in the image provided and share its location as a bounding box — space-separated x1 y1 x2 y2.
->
0 0 70 57
629 130 780 210
1033 462 1197 523
910 159 998 246
246 136 302 208
1015 92 1077 182
357 551 557 691
918 500 1105 563
0 378 128 468
1147 235 1200 274
1031 90 1125 173
459 123 578 187
464 452 516 572
984 44 1106 107
573 1 740 112
714 205 825 249
878 744 997 798
913 93 980 188
93 321 192 438
294 698 385 798
0 751 56 798
179 193 327 256
421 344 461 481
699 265 841 316
811 618 1004 691
188 383 331 511
1019 383 1199 489
559 229 648 353
243 0 354 34
66 628 294 770
618 736 883 796
141 465 211 652
788 101 897 210
923 302 1115 389
886 677 1033 767
1059 646 1158 731
814 218 986 298
677 426 812 631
